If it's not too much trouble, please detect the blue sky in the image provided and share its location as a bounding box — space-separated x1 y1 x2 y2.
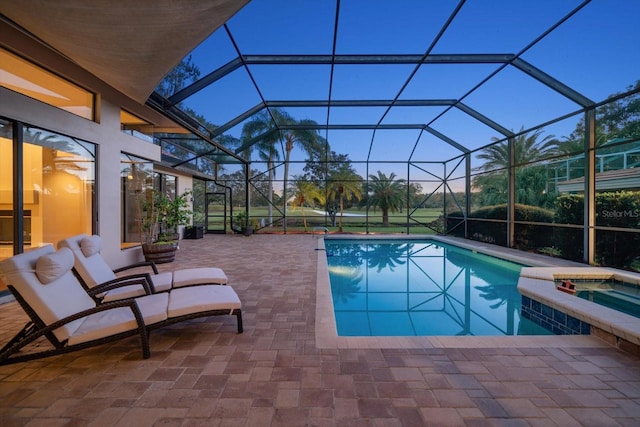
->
175 0 640 183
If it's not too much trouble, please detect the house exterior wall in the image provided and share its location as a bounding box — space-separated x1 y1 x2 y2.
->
0 86 192 270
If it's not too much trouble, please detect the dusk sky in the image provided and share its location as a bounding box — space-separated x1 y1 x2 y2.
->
171 0 639 183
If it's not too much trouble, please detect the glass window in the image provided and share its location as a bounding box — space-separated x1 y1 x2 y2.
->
0 48 94 120
0 119 13 286
120 109 154 143
121 153 154 247
154 173 176 200
0 122 95 293
120 154 180 248
23 126 96 248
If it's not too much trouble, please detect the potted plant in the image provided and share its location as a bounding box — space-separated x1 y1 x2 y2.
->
138 190 192 263
233 211 259 236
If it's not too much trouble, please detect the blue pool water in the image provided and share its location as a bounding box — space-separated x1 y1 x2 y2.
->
325 239 553 337
571 279 640 319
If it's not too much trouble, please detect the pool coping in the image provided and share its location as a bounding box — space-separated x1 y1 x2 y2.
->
518 267 640 347
315 234 635 350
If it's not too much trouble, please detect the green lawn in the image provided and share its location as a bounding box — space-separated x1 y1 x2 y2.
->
233 206 443 234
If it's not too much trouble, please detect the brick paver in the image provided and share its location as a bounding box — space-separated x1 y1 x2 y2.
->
0 234 639 425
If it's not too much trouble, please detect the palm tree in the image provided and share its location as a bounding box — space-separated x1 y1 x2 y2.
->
364 171 406 226
241 108 324 229
476 127 558 171
240 110 281 224
326 169 363 232
281 117 324 230
473 128 558 206
290 177 323 231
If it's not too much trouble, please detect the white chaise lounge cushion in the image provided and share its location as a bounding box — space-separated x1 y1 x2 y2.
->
58 234 172 299
99 272 173 302
172 267 227 287
59 234 117 288
58 234 228 301
147 272 173 292
168 285 241 318
67 293 169 345
0 245 99 343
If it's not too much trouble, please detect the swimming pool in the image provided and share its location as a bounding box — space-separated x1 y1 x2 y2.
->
325 238 553 337
558 278 640 319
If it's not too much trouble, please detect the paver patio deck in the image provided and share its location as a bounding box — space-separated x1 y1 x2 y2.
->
0 234 639 426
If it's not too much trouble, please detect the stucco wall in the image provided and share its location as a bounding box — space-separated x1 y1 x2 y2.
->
0 87 192 270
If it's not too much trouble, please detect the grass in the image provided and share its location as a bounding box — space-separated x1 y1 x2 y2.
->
211 206 443 234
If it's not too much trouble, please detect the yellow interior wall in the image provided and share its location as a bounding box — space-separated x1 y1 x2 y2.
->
0 143 93 250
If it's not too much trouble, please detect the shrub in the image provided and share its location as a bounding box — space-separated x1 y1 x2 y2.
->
555 191 640 268
447 204 554 250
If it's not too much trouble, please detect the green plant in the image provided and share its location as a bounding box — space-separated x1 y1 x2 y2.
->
139 190 193 244
233 211 259 232
538 246 562 257
555 191 640 266
192 211 205 226
629 258 640 272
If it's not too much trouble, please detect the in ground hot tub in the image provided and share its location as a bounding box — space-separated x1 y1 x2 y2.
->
518 267 640 354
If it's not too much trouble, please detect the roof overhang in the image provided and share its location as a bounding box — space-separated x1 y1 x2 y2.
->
0 0 249 104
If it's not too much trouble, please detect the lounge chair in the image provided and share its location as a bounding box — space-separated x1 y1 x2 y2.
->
0 245 242 365
58 234 227 302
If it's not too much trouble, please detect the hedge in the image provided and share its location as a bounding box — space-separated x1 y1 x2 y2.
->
447 204 554 250
555 192 640 267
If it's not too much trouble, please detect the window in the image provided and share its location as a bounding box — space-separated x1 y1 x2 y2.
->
120 153 178 248
24 127 96 246
120 109 154 143
0 120 95 265
0 48 95 120
121 153 153 247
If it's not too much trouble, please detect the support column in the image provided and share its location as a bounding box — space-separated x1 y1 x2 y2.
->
13 121 23 254
465 155 471 239
442 162 447 235
407 162 411 235
244 162 251 224
507 136 515 248
584 109 596 264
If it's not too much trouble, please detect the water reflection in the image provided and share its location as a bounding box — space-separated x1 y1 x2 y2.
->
326 240 552 336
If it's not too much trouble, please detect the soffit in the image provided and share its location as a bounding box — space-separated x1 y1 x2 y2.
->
0 0 249 104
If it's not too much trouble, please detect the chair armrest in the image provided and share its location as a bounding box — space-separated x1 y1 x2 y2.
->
111 272 157 293
113 261 159 275
0 292 151 364
88 275 153 297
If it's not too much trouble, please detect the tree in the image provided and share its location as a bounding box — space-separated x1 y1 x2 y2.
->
303 151 363 229
302 150 350 185
155 55 201 98
281 117 324 229
473 128 558 207
591 80 640 141
363 171 406 226
289 176 323 231
476 127 557 172
326 169 363 231
240 110 281 223
241 108 324 229
407 182 423 209
546 81 640 158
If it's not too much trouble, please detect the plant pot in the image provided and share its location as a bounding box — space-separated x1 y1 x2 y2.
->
184 226 203 239
242 227 254 236
142 242 178 263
